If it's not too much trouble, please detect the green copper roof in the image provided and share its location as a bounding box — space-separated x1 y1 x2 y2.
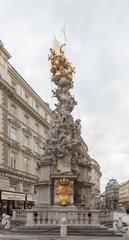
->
106 178 119 187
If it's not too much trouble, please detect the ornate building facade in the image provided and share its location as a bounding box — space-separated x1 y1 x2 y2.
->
118 181 129 211
105 178 119 210
0 41 53 214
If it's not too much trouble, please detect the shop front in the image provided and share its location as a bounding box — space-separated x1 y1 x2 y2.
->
0 191 35 217
25 194 35 209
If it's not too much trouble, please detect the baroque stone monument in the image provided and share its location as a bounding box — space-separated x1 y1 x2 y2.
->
35 39 100 209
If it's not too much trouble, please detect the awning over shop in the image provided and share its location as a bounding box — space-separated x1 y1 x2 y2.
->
1 191 26 201
27 194 35 202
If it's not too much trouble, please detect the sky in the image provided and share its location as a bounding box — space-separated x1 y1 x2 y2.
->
0 0 129 191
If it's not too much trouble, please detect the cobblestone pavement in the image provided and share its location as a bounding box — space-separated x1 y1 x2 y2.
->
0 234 128 240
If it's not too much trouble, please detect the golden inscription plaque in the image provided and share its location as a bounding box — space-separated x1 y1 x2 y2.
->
55 178 73 206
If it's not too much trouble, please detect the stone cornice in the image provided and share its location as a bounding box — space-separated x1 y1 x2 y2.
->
34 181 50 186
85 151 93 161
0 135 21 151
78 181 94 187
38 160 51 166
78 160 91 168
51 174 77 179
0 77 50 129
80 137 88 152
91 164 102 177
0 41 11 60
91 158 101 169
22 145 33 156
33 153 41 160
8 137 21 150
33 135 42 143
22 127 32 136
8 118 21 128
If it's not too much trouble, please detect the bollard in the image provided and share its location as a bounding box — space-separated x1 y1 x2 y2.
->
25 211 34 226
113 220 118 232
118 217 122 229
12 209 17 221
127 225 129 239
60 217 67 238
2 214 6 226
4 215 10 230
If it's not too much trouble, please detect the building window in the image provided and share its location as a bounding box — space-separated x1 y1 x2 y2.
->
10 104 17 117
35 123 39 133
44 130 47 138
24 157 29 173
11 81 17 91
24 135 29 148
35 103 40 113
24 114 29 125
24 93 29 103
23 183 30 193
10 151 17 169
35 142 40 153
10 126 17 141
44 113 48 121
35 162 38 172
10 180 17 191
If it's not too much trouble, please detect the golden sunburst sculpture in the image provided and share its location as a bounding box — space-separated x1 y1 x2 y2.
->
48 37 75 83
55 178 73 206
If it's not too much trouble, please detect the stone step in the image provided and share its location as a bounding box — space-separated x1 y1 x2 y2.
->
12 228 59 233
68 229 115 233
68 227 122 236
16 225 108 231
68 226 109 230
11 225 123 237
69 232 122 236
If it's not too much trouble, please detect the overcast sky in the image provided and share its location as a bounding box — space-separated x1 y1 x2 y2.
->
1 0 129 191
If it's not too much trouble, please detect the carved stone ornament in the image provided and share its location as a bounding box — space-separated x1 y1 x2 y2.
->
39 39 84 176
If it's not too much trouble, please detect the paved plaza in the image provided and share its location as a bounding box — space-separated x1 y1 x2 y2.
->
0 234 128 240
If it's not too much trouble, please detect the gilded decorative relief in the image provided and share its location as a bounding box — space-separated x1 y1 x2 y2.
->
55 178 73 206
